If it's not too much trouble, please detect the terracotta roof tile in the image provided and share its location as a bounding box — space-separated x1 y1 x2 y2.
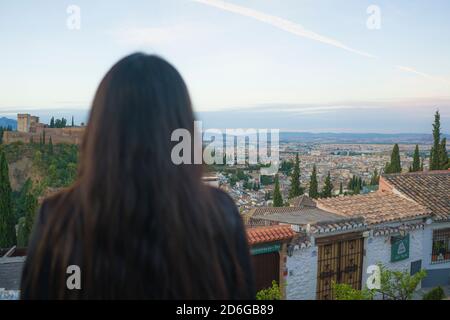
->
317 192 431 225
381 171 450 220
246 225 296 245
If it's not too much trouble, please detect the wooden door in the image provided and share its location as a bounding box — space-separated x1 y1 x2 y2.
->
252 251 280 292
316 237 364 300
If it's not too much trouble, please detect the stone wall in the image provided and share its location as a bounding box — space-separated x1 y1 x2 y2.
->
2 127 84 145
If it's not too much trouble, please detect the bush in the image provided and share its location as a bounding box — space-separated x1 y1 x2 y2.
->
332 282 374 300
422 287 446 300
256 281 282 300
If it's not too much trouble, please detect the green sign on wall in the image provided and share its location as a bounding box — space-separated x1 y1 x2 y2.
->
251 244 281 256
391 234 410 262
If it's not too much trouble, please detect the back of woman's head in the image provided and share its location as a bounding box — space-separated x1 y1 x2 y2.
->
26 53 247 299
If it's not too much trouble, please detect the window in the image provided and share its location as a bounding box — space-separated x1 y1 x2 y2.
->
431 228 450 264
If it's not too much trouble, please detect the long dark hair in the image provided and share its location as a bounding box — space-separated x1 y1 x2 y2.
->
23 53 248 299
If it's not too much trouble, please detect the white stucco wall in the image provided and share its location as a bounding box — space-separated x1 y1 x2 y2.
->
286 245 318 300
286 222 448 300
423 221 450 270
362 227 425 288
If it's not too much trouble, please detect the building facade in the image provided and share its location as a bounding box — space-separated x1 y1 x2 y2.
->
244 171 449 299
2 114 84 145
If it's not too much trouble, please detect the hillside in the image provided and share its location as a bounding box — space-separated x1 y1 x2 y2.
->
1 142 79 193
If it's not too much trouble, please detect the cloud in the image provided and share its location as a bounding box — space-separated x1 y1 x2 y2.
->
396 65 450 85
193 0 450 84
192 0 376 58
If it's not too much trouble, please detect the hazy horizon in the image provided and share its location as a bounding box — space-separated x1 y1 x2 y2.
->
1 1 450 133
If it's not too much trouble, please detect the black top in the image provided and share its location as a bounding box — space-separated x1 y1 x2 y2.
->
20 187 255 299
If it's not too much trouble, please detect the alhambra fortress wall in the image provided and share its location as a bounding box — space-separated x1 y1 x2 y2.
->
2 114 85 145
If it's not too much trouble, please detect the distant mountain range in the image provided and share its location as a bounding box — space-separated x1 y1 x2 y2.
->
278 132 449 144
1 116 448 144
0 117 17 129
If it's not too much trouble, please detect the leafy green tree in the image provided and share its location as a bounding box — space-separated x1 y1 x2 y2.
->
321 172 333 198
0 149 16 247
289 153 303 198
256 281 282 300
411 145 421 172
385 144 401 173
272 175 283 207
422 287 446 300
377 264 427 300
309 165 319 199
280 160 294 175
430 111 441 170
332 282 374 300
332 264 426 300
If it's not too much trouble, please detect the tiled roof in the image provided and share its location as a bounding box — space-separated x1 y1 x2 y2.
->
248 207 304 216
289 195 316 208
381 171 450 220
317 192 431 225
246 225 296 245
253 207 358 225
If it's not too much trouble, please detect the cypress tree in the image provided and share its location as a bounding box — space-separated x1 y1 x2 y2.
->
50 117 55 128
272 175 283 207
309 165 319 199
321 172 333 198
420 158 424 171
430 111 441 170
48 136 54 155
17 217 27 247
339 182 343 195
411 145 421 172
23 187 38 245
386 144 401 173
370 169 379 185
71 116 75 127
439 138 448 170
0 149 16 247
289 153 304 198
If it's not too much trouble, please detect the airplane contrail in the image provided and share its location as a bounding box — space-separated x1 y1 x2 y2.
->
193 0 449 85
192 0 376 59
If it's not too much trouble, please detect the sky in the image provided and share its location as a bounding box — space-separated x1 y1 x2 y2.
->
0 0 450 133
